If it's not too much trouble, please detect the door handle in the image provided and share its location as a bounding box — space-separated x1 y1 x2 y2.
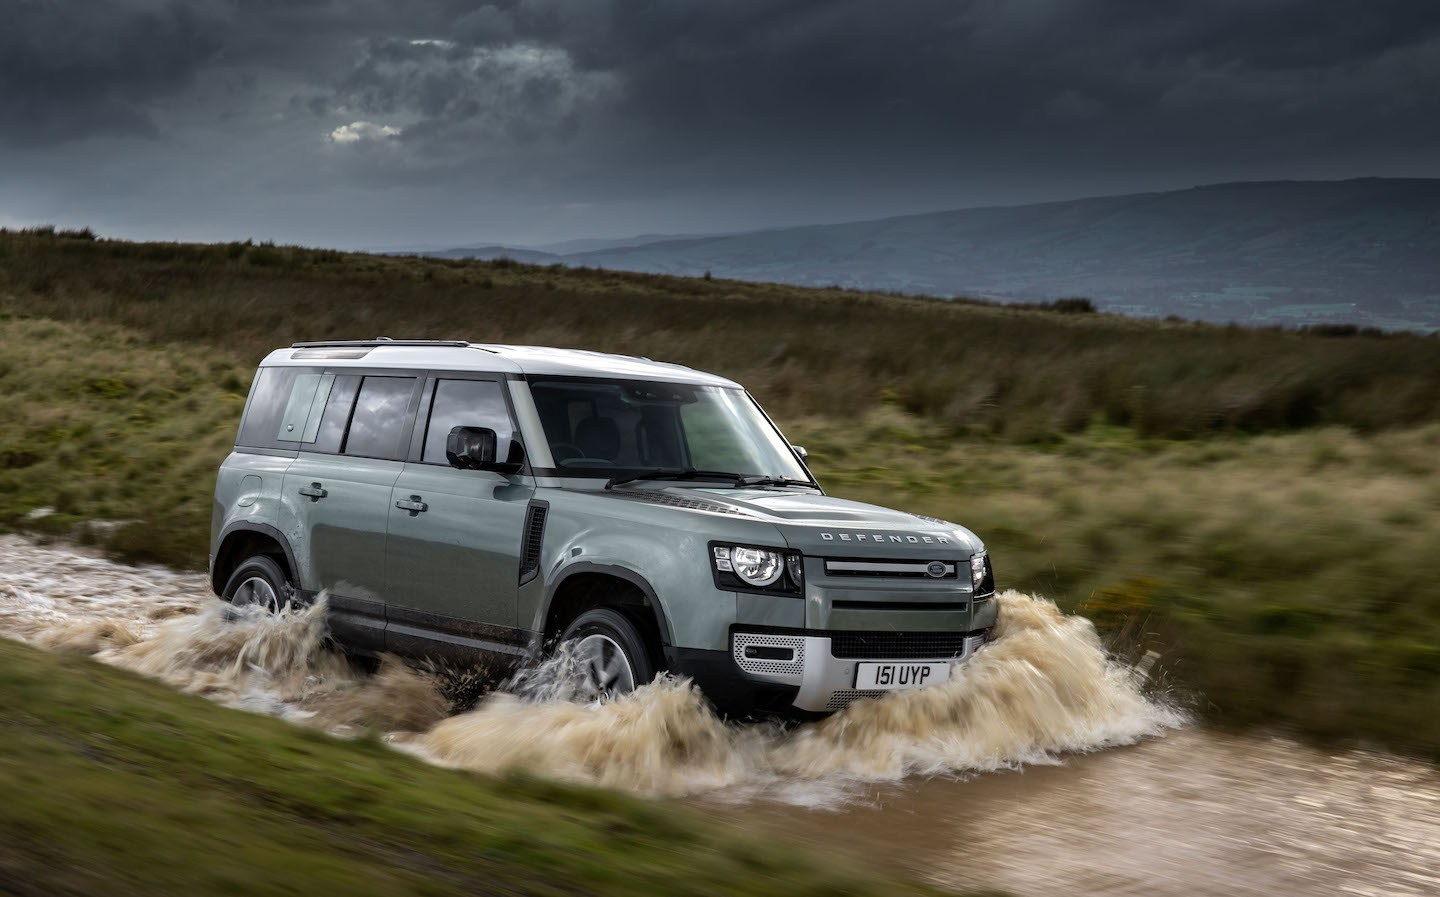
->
298 483 328 501
395 495 428 516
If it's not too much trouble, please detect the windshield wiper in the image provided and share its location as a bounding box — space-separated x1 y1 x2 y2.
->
736 475 813 488
604 468 749 490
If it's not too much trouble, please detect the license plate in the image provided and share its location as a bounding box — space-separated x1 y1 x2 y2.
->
854 661 950 691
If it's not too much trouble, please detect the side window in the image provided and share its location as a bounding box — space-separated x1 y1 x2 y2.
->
276 373 334 443
342 376 416 459
310 375 360 453
423 379 515 464
237 366 321 449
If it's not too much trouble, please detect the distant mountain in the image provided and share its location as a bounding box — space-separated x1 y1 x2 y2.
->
418 244 564 264
412 231 729 262
531 232 729 254
412 179 1440 330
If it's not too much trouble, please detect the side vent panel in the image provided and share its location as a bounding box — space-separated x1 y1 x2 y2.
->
519 500 549 585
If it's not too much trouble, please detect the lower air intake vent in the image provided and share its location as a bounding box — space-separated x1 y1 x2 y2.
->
826 690 886 711
519 501 548 584
732 632 806 683
828 631 981 659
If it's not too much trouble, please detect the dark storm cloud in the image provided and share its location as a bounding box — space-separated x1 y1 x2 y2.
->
0 0 232 146
322 36 615 150
283 0 1440 187
3 0 1439 244
577 0 1440 151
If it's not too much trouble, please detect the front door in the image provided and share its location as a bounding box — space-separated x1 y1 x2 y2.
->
384 375 535 660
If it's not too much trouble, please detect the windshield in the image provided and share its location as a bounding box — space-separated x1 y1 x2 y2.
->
527 377 812 483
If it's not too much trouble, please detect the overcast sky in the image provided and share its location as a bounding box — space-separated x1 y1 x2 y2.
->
4 0 1439 248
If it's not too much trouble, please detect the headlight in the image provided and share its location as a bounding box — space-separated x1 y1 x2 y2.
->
971 550 995 598
711 543 802 595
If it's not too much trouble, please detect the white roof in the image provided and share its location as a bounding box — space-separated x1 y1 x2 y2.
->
260 341 740 387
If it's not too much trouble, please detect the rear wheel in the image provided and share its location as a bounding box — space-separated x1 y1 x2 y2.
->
561 608 655 700
221 555 293 614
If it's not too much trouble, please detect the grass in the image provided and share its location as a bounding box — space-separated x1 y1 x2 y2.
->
0 636 957 897
2 229 1439 757
0 317 249 568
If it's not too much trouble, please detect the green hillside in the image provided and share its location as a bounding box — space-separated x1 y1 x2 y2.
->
4 226 1439 442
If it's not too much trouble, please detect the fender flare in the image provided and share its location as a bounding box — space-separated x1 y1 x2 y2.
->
543 562 674 646
211 521 301 595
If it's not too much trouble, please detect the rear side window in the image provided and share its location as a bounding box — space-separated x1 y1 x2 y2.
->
237 367 321 449
422 379 515 464
276 373 334 443
343 376 416 459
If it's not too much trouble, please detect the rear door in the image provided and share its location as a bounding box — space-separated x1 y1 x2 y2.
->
383 373 535 660
277 371 423 650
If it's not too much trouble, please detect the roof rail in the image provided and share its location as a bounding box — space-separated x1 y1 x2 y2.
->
290 339 472 349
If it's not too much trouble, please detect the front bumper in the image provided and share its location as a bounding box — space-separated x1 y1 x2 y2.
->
731 630 990 711
665 629 990 716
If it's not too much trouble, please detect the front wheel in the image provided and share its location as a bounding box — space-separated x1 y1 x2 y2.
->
561 608 656 700
221 555 293 614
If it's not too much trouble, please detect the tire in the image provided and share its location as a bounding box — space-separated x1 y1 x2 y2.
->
221 555 294 614
561 608 656 700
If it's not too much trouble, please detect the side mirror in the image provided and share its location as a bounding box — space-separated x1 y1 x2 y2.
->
446 426 524 474
791 445 808 461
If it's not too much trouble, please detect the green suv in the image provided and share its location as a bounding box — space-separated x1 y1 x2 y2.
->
210 339 996 715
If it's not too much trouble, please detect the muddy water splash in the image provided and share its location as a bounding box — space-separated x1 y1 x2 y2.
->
0 535 1179 799
0 536 446 734
109 600 449 731
411 590 1183 798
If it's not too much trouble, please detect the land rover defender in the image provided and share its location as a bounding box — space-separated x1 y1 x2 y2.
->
210 339 996 715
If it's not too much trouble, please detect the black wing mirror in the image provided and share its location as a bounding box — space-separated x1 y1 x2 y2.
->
446 426 524 474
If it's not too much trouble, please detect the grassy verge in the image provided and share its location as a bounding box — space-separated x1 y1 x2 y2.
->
0 636 955 896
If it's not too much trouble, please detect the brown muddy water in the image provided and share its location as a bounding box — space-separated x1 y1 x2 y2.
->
1 534 1436 896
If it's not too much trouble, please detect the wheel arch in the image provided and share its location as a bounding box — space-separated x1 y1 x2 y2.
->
541 563 674 664
211 522 299 596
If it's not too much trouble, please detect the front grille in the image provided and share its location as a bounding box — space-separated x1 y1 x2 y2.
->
831 600 968 612
518 501 548 584
828 630 982 659
824 557 958 579
827 689 885 711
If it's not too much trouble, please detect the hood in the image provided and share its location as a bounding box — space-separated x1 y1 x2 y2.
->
681 487 982 557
